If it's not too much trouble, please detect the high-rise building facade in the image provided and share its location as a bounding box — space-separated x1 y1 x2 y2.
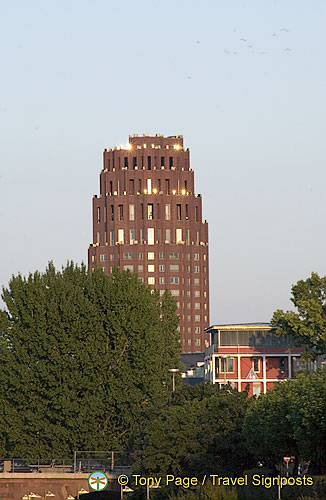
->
88 134 209 353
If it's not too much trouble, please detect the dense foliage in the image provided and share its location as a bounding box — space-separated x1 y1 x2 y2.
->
134 384 254 478
0 263 181 458
243 367 326 474
272 272 326 358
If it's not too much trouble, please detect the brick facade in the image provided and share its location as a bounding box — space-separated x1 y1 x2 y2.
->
88 134 209 353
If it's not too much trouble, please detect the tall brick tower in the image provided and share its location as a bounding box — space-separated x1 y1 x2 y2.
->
88 134 209 353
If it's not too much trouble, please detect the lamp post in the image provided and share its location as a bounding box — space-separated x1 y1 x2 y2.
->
168 368 179 392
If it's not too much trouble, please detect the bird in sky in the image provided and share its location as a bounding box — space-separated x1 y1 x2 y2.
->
240 38 247 42
280 28 289 32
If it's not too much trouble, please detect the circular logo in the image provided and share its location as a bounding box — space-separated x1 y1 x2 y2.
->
88 471 109 491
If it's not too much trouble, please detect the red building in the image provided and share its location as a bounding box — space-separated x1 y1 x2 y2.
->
204 323 307 395
88 134 209 352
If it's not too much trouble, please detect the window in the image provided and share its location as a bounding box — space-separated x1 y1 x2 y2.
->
96 232 101 244
165 204 171 220
97 207 101 223
169 156 173 168
186 303 191 309
129 229 136 244
147 252 155 260
195 303 200 310
148 277 155 285
194 253 199 260
196 231 200 245
159 277 166 284
165 229 171 243
124 157 128 168
186 253 190 260
186 278 191 285
138 252 143 259
169 252 179 259
110 205 114 221
194 266 200 273
129 204 135 221
170 277 179 284
110 230 115 246
109 254 114 261
100 254 106 262
171 290 180 296
203 266 207 273
195 327 200 334
159 252 165 259
170 264 179 272
123 265 134 272
133 157 137 169
123 252 134 260
177 204 181 220
147 228 154 245
165 179 170 195
148 265 155 272
91 255 96 263
139 277 144 283
195 315 200 322
187 326 191 333
138 265 143 272
147 178 152 193
187 339 192 346
279 358 286 373
159 264 165 272
118 229 124 244
195 339 201 346
161 156 165 167
147 204 154 220
118 205 123 221
186 290 191 297
187 314 191 321
253 382 261 397
194 291 200 297
203 254 207 261
176 229 182 243
253 357 260 372
195 206 199 222
185 229 190 245
159 289 165 296
185 204 189 219
219 357 234 372
147 156 152 170
140 229 145 244
157 228 161 243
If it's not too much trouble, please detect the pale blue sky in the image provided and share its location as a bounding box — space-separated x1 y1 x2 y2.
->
1 0 325 323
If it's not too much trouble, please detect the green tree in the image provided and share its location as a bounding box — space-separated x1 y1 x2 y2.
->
272 272 326 358
0 263 180 458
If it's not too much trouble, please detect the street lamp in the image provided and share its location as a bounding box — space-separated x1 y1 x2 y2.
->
168 368 179 392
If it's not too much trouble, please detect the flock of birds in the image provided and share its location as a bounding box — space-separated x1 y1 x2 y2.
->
223 27 292 56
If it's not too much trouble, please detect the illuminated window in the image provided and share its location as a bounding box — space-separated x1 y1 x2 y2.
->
147 228 154 245
91 255 96 263
148 265 155 272
118 229 124 244
165 204 171 220
147 252 155 260
129 204 135 221
203 254 207 261
147 204 154 220
177 204 181 220
176 228 182 243
148 277 155 285
97 232 101 244
147 178 152 194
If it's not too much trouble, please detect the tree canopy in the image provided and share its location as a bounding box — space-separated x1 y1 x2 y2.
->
272 272 326 358
0 262 181 458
